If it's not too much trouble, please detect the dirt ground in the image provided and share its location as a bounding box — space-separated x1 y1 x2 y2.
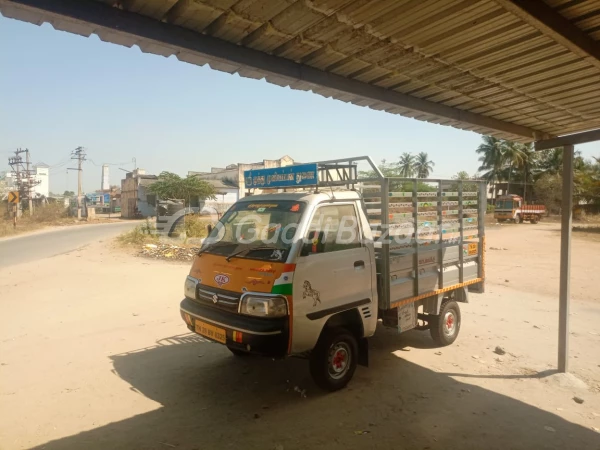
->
1 222 600 450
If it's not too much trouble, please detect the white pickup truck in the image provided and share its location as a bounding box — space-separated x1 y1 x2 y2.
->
180 157 486 391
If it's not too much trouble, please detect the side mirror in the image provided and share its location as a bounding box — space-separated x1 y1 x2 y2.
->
301 231 324 256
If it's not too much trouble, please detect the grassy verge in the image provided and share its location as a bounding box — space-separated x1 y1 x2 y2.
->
117 219 159 246
0 203 72 238
173 214 212 243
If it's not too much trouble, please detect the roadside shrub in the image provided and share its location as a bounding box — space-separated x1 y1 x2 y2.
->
487 204 495 213
29 203 69 223
117 224 159 246
184 214 211 238
0 202 70 237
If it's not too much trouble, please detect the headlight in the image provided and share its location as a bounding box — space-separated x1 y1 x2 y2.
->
184 276 198 299
239 295 288 318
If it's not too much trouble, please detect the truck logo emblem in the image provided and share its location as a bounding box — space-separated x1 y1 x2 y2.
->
212 294 219 304
214 274 229 287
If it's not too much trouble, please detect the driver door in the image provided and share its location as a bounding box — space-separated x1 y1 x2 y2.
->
291 202 373 353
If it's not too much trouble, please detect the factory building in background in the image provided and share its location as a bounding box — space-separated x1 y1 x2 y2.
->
101 164 110 191
33 163 49 198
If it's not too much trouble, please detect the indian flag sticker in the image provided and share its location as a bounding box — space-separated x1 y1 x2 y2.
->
271 264 295 296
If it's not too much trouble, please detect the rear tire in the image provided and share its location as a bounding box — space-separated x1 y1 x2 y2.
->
531 216 539 224
310 327 358 392
430 300 461 346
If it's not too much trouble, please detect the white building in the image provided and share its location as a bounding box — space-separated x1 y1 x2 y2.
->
101 164 110 191
189 155 295 198
33 164 50 198
188 156 295 214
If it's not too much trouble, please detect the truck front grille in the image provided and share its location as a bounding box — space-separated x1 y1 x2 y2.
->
195 284 241 312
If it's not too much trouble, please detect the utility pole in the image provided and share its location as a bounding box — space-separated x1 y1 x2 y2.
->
8 148 40 218
69 147 86 220
8 152 22 224
25 149 33 215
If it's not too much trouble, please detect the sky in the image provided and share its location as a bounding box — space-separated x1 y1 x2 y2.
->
1 15 599 194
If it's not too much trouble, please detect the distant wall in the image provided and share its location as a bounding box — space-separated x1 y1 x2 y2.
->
137 185 157 217
121 177 137 218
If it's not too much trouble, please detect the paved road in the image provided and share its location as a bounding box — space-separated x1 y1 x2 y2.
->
0 222 138 268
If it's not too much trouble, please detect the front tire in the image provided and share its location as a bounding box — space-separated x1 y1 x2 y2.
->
515 214 521 224
430 300 461 346
310 327 358 392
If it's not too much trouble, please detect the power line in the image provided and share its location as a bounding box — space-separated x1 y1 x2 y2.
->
87 158 135 167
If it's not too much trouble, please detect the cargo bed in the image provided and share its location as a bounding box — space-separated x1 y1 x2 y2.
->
359 178 486 312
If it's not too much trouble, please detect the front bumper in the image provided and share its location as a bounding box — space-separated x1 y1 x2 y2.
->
180 297 289 357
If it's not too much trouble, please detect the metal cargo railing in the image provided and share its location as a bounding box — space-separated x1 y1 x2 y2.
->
359 177 487 311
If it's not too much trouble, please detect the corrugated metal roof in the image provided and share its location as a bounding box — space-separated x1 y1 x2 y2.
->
1 0 600 142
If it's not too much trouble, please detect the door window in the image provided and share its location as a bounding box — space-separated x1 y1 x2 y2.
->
306 204 361 253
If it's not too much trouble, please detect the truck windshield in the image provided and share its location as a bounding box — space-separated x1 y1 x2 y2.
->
496 200 513 209
200 200 306 262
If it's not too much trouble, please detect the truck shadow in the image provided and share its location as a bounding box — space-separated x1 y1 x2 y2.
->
30 330 599 450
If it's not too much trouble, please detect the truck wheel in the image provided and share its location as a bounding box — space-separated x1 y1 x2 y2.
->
515 214 521 224
430 300 461 346
531 216 539 224
309 327 358 392
227 346 250 357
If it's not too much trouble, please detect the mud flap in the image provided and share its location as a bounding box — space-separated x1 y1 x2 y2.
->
358 338 369 367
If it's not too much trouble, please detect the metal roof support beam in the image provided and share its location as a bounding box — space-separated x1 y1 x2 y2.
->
534 128 600 150
558 144 573 373
0 0 546 141
494 0 600 70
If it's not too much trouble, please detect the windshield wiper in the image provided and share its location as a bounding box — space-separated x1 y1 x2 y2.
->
197 241 234 256
225 244 280 262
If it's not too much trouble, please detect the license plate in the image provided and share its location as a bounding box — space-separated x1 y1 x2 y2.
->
194 320 226 344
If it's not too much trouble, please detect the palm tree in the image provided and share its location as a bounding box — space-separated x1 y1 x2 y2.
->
537 147 563 175
501 141 527 195
476 136 504 201
414 152 435 178
519 143 537 201
397 152 415 177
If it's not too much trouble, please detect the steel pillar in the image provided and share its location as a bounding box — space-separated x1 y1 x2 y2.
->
558 145 573 373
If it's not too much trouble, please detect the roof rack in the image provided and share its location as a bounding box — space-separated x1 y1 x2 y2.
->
310 156 383 190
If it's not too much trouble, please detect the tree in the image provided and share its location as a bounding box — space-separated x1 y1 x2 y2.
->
476 136 504 200
63 190 75 197
536 148 563 175
149 172 216 206
414 152 435 178
397 153 415 177
534 173 562 214
501 141 527 195
519 144 537 202
359 159 401 178
452 171 470 180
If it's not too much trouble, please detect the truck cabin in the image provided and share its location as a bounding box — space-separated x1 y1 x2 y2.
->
495 195 522 211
